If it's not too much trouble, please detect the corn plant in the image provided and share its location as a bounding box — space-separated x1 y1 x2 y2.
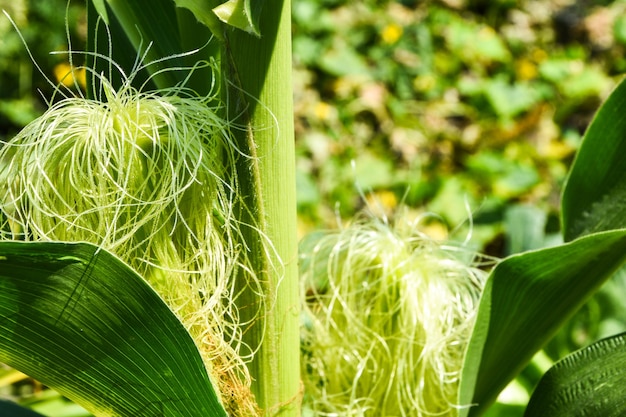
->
2 1 626 417
1 0 298 415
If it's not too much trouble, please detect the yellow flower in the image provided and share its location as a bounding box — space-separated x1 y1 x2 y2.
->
53 62 87 89
365 190 398 215
516 58 538 80
382 23 403 44
314 101 333 121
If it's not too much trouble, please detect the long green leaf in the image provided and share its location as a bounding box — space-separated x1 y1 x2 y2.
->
89 0 213 91
524 332 626 417
87 1 157 94
87 1 217 111
562 76 626 241
458 229 626 417
174 0 224 40
0 241 227 417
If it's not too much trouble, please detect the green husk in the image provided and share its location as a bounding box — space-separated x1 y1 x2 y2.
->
0 75 262 416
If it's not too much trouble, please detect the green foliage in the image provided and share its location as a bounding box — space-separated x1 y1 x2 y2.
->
292 0 619 250
0 0 85 137
459 229 626 416
525 332 626 417
4 1 626 417
2 0 299 415
461 71 626 416
0 241 227 416
212 0 263 37
88 0 191 90
562 75 626 241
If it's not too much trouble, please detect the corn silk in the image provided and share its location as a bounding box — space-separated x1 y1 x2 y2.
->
0 78 262 416
299 215 488 417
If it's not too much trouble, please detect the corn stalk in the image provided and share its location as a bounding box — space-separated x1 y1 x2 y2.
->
171 0 300 412
221 0 300 415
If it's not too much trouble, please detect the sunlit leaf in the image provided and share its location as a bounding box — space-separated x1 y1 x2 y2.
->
562 76 626 241
213 0 262 37
524 332 626 417
459 229 626 417
0 241 227 417
90 0 109 25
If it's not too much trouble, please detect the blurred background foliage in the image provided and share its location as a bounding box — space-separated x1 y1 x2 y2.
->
293 0 626 253
2 0 626 415
0 0 85 137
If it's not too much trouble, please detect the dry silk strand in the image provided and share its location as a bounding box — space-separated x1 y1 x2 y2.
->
0 77 263 416
299 216 487 417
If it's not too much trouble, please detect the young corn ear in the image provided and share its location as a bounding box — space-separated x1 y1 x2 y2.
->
299 215 487 417
0 77 262 416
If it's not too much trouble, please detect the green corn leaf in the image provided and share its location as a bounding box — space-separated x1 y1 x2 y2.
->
174 0 225 40
87 1 157 94
0 241 227 417
562 77 626 241
213 0 262 37
458 229 626 417
91 0 109 24
88 0 192 90
524 332 626 417
87 0 217 99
